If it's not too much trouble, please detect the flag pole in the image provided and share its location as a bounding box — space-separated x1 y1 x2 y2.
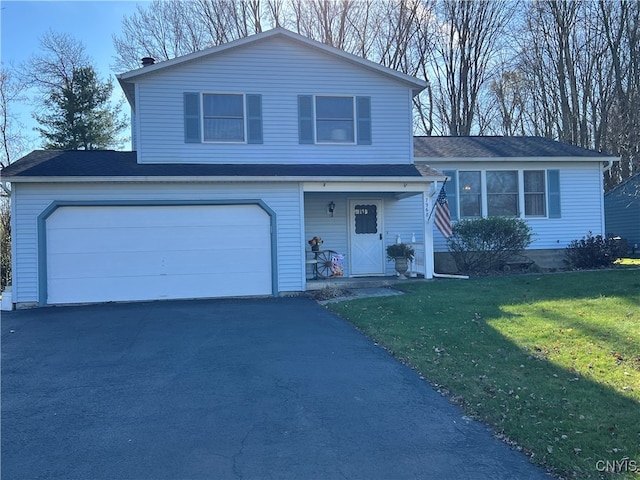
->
427 178 447 223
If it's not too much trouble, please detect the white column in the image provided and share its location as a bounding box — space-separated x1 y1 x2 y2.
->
423 187 435 279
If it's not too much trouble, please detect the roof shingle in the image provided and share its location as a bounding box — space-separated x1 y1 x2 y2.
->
0 150 435 179
413 136 613 158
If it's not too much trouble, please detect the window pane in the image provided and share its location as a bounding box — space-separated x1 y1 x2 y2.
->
354 204 377 234
487 171 517 194
316 97 353 119
203 94 243 117
316 120 354 142
204 119 244 141
524 171 544 192
460 196 481 218
488 194 518 216
459 171 481 218
525 194 546 216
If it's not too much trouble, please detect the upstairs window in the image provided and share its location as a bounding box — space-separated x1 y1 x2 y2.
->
184 92 262 144
316 96 354 143
298 95 371 145
203 94 244 142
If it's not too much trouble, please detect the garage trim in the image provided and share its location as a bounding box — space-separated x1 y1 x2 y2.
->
37 199 278 306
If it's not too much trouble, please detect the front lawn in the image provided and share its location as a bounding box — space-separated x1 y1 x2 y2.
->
328 270 640 479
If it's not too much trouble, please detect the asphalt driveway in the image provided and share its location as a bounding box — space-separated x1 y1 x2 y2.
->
2 297 550 479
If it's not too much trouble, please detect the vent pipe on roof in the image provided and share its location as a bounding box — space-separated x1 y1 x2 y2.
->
141 57 155 67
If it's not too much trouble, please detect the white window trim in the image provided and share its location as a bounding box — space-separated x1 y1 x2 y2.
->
201 92 247 144
457 168 550 220
314 94 357 145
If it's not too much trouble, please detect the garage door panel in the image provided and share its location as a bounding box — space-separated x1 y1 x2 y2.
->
48 246 271 279
45 205 273 304
49 225 270 254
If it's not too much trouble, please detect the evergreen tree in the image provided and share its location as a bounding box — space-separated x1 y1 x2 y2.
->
34 66 126 150
23 31 127 151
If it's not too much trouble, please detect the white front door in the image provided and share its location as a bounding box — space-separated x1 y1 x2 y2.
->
349 199 385 276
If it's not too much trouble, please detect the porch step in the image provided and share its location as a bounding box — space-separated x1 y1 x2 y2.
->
306 275 424 291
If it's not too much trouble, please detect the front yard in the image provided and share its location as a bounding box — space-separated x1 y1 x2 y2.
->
328 270 640 479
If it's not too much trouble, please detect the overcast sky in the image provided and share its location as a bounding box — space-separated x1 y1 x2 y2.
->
1 1 146 152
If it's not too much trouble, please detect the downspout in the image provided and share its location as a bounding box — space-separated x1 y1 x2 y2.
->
600 158 617 237
603 159 615 174
427 180 469 280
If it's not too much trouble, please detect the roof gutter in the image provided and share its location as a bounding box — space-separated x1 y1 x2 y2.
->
1 174 447 184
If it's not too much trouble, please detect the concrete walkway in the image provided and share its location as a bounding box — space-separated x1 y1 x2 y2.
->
2 297 550 479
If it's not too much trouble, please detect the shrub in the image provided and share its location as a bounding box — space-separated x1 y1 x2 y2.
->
565 232 624 269
447 217 533 273
0 197 10 290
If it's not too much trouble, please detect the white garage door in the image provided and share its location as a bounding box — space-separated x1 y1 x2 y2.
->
45 204 272 304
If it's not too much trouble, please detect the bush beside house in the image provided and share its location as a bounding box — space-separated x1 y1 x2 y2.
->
447 217 533 274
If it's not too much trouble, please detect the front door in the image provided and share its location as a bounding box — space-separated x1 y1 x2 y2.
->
349 199 385 276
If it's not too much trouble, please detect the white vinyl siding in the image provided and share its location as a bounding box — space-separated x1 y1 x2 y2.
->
135 37 413 164
11 182 304 305
427 161 606 252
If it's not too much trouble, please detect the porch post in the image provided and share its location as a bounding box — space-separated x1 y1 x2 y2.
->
423 187 435 279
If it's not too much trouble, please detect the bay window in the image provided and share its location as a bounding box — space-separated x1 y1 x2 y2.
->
453 169 554 219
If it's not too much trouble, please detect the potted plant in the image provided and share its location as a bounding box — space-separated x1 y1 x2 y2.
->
308 236 323 252
386 243 415 278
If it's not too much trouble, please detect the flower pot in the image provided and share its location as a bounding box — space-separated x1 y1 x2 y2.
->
394 257 409 278
311 245 320 252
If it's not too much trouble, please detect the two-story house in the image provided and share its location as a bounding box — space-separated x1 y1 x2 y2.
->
1 28 445 307
1 28 619 308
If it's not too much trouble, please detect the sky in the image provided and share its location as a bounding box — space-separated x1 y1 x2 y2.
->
1 1 149 152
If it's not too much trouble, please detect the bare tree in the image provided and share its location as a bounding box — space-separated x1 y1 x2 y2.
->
425 0 517 135
0 68 28 169
599 0 640 190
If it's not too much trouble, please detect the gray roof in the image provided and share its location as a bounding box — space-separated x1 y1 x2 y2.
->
414 136 614 159
2 136 616 181
1 150 434 180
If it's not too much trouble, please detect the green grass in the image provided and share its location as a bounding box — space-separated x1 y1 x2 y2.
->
328 270 640 479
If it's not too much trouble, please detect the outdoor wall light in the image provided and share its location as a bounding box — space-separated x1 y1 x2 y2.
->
328 201 336 217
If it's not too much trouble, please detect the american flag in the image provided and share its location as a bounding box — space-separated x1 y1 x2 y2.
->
434 185 452 238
